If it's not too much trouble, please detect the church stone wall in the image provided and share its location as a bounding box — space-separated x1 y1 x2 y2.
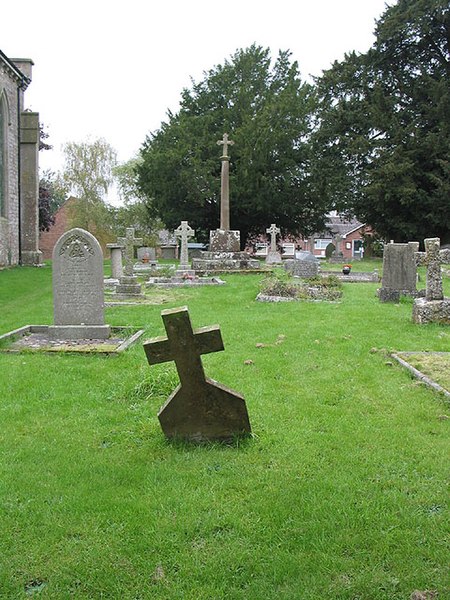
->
0 58 24 267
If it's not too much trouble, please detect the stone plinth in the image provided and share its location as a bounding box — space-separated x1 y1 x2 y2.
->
106 244 123 279
266 251 283 264
413 298 450 324
209 229 240 252
115 275 143 297
192 251 260 272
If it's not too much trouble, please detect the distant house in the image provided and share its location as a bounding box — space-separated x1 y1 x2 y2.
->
0 49 41 267
301 215 370 260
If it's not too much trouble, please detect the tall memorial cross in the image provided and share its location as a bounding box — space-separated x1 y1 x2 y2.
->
266 223 281 253
174 221 195 270
117 228 143 277
415 237 450 301
143 306 251 441
216 133 235 230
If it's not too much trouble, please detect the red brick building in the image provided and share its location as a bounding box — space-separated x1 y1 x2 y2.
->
39 197 77 260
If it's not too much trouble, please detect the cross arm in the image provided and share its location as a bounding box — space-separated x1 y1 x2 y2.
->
143 336 172 365
194 325 224 355
440 249 450 264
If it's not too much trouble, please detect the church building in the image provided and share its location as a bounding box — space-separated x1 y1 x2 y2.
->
0 48 41 267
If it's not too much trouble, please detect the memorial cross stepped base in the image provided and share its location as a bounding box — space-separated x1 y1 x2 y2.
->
144 306 251 441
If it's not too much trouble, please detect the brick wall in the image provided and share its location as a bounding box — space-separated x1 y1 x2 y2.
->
39 197 76 259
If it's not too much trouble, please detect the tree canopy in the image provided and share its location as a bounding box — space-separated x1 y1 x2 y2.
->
137 45 327 246
311 0 450 243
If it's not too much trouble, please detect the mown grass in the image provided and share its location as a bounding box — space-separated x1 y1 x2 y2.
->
0 263 449 599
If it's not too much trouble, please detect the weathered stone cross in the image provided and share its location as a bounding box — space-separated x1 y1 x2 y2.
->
266 223 281 253
216 133 235 230
415 237 450 301
217 132 234 158
143 306 251 441
174 221 195 270
117 228 143 277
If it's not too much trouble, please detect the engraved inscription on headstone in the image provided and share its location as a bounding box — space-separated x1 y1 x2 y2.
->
50 228 110 339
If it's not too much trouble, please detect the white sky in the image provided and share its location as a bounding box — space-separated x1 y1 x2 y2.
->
2 0 390 202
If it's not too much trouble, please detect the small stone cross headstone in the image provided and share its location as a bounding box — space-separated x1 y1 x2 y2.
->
415 238 450 301
265 223 282 264
266 223 280 253
174 221 195 270
143 306 251 441
117 228 143 277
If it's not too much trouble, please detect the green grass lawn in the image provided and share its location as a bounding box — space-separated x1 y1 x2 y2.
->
0 264 448 599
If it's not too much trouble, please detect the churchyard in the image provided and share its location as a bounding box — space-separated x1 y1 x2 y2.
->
0 260 449 598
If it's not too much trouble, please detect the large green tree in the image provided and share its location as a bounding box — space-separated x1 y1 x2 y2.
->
137 45 326 246
311 0 450 243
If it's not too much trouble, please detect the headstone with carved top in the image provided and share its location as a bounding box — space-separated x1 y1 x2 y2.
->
413 237 450 324
265 223 282 264
174 220 196 276
49 228 110 339
143 306 251 441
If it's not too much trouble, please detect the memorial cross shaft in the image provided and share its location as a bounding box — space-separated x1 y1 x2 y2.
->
217 133 234 230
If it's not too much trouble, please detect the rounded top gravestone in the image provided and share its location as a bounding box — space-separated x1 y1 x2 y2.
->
52 228 105 328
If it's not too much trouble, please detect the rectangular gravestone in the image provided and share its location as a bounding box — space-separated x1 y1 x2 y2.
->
48 228 110 339
137 247 156 261
379 242 421 302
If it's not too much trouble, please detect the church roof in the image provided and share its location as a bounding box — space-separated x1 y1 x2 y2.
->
0 48 31 89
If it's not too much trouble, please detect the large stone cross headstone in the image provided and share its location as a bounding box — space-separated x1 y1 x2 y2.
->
265 223 283 264
415 238 450 301
49 228 110 340
174 221 195 271
143 306 251 441
117 228 143 277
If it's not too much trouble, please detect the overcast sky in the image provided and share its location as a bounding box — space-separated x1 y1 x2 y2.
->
2 0 390 199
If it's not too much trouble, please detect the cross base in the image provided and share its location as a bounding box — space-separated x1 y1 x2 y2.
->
158 377 251 442
265 251 283 264
412 297 450 325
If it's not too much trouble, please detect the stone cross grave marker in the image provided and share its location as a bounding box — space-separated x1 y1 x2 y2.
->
415 238 450 301
266 223 280 253
143 306 251 442
174 221 195 270
50 228 110 339
117 228 143 277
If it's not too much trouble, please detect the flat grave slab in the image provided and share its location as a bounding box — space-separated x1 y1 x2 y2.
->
0 325 144 355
